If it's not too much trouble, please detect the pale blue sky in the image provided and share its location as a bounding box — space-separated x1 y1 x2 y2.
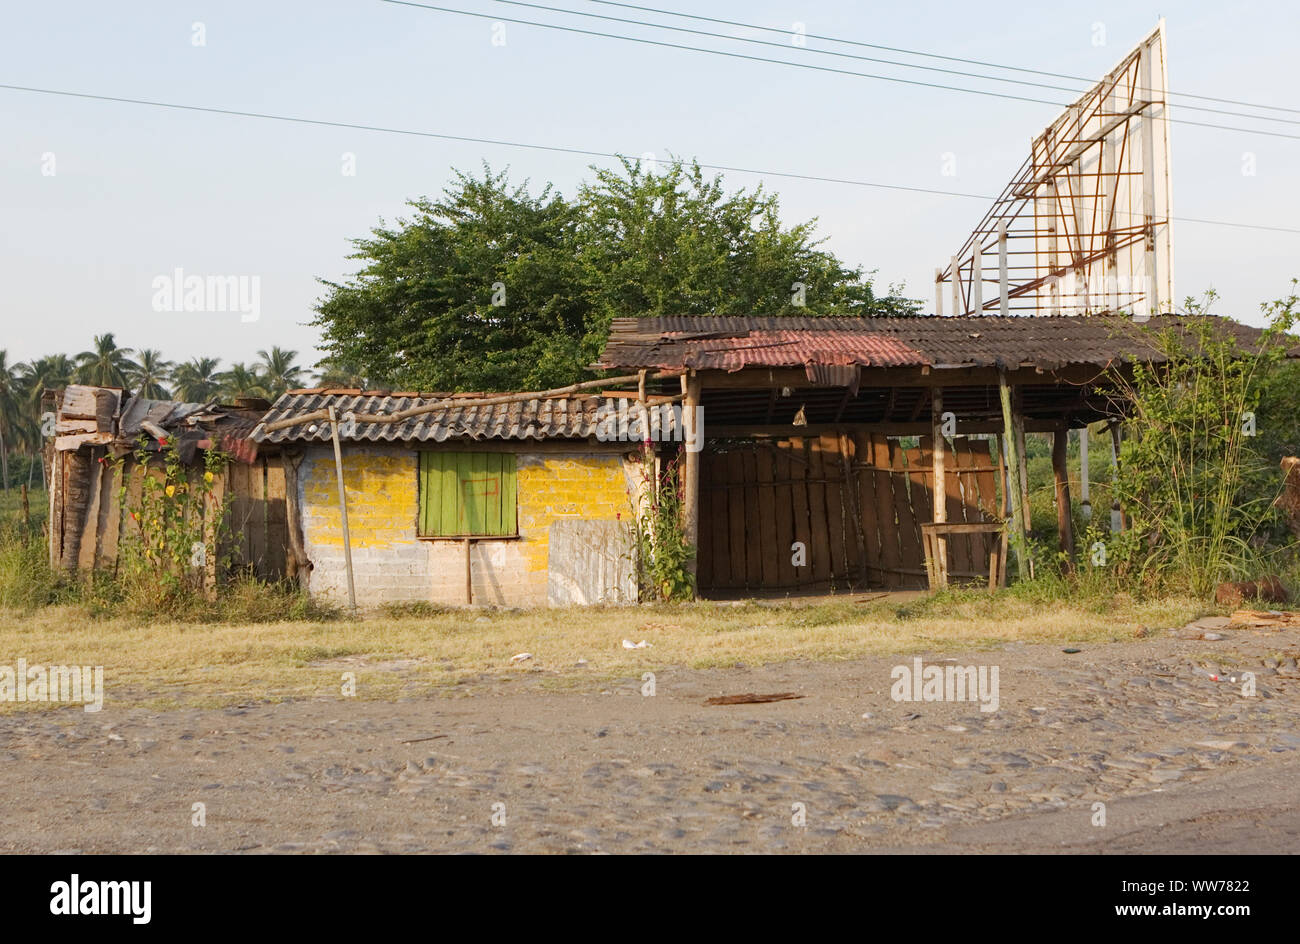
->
2 0 1297 370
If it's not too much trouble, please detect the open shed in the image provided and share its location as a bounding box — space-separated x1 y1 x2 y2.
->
595 313 1274 595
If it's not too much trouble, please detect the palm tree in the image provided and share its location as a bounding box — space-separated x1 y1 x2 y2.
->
75 333 134 388
0 350 25 490
256 347 305 398
19 354 73 453
127 349 173 400
219 362 270 400
171 357 223 403
127 349 172 399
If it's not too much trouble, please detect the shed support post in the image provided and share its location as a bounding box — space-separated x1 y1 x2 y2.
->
683 370 702 595
998 370 1028 580
1052 427 1075 570
931 388 948 587
328 405 357 611
1110 422 1124 533
1079 426 1092 521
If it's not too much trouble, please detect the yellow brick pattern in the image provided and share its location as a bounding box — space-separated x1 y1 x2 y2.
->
302 450 417 548
516 454 632 574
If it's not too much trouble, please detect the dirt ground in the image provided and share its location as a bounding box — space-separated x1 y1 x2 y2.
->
2 617 1299 854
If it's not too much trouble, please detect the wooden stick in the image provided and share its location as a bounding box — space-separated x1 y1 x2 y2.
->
329 405 357 611
1052 427 1075 570
999 370 1028 580
682 371 702 594
464 538 473 605
931 388 948 587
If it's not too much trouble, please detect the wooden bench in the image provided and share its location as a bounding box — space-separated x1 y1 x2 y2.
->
920 521 1008 592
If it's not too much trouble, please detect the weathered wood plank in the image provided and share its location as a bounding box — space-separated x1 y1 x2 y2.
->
786 439 813 589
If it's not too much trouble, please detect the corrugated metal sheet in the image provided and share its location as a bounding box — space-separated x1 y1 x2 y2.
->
597 314 1274 372
117 395 214 440
253 392 608 444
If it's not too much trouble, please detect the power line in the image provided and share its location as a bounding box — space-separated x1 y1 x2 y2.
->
487 0 1300 127
592 0 1300 118
4 81 1298 234
379 2 1300 141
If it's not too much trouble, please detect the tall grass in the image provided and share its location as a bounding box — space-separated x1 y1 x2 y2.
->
1107 289 1298 597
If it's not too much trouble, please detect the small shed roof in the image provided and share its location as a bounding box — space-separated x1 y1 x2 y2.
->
252 391 608 444
596 314 1274 373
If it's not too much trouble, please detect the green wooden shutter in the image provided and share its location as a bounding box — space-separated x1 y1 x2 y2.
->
418 452 517 537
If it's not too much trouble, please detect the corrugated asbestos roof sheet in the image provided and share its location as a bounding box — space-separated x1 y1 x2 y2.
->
253 392 607 444
596 314 1273 372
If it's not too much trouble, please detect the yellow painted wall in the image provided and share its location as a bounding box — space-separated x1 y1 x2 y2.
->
298 445 636 606
301 449 417 549
515 454 633 577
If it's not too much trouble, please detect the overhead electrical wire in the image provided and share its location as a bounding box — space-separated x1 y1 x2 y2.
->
484 0 1300 126
4 81 1298 234
379 1 1300 141
590 0 1300 117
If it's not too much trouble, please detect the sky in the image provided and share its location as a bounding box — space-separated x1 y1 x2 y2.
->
2 0 1298 372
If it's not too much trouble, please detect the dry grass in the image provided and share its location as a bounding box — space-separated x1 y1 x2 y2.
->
0 590 1209 711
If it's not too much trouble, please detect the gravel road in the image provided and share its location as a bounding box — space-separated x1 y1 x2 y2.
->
3 619 1298 853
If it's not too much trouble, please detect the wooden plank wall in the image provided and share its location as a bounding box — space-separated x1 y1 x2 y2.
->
51 451 288 583
698 433 999 594
222 456 289 581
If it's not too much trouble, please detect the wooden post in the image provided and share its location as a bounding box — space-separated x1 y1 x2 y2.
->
998 370 1028 580
971 246 983 314
1052 427 1075 570
1110 422 1124 533
20 483 29 534
995 433 1009 517
328 405 357 611
935 268 944 315
464 538 473 605
1013 402 1030 527
931 388 948 587
1079 426 1091 521
838 432 869 589
682 370 702 593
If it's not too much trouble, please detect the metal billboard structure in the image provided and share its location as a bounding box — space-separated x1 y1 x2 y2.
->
936 21 1173 319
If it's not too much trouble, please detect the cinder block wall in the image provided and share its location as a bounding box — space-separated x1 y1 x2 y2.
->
298 444 636 607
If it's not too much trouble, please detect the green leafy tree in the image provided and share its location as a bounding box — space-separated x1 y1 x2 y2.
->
313 160 918 392
315 359 371 390
171 357 223 402
315 165 585 391
75 333 134 387
128 349 174 400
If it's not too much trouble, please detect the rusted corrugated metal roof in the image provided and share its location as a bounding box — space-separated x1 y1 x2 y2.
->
596 314 1275 373
253 392 608 444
